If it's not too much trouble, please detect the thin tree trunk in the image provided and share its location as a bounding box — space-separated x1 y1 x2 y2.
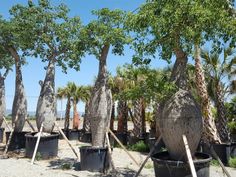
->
215 82 230 142
0 73 7 127
110 102 115 131
72 100 79 129
132 99 143 138
89 45 112 147
141 98 146 136
8 48 27 132
194 45 221 143
36 59 56 133
64 97 71 130
83 100 91 132
117 100 128 133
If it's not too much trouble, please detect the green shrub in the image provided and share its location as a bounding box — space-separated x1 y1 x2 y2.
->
35 152 42 161
228 121 236 134
229 157 236 168
61 163 72 170
144 163 153 169
128 141 149 152
210 159 219 166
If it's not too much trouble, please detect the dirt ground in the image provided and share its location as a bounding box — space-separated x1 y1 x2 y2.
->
0 120 235 177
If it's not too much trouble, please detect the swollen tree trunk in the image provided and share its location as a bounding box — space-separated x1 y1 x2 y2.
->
89 45 112 147
83 100 91 132
194 45 221 143
0 72 7 127
117 100 128 133
9 48 27 132
215 82 230 142
72 100 79 130
64 97 71 130
110 102 115 131
36 59 56 133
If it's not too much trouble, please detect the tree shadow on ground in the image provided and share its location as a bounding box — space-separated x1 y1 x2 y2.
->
47 157 79 170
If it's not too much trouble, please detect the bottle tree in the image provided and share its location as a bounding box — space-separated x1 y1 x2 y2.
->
11 0 86 132
0 47 14 127
127 0 234 159
0 12 36 131
84 8 131 147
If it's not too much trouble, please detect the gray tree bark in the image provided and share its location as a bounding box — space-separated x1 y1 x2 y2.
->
89 45 112 147
9 48 27 132
64 97 71 130
36 59 56 133
83 100 91 132
0 71 8 127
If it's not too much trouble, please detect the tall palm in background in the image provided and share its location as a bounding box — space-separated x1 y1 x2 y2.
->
82 86 92 132
201 47 236 142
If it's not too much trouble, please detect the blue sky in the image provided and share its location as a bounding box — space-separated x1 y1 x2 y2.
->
0 0 171 113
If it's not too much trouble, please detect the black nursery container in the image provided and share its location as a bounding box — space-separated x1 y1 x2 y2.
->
0 128 5 143
80 132 92 143
6 131 29 151
80 146 110 173
148 137 165 154
25 132 59 159
151 151 212 177
60 129 83 140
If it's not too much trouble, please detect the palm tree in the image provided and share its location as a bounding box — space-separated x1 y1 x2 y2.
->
194 45 221 143
201 47 236 142
82 86 92 132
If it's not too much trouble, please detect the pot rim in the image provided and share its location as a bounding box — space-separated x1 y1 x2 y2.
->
25 132 59 139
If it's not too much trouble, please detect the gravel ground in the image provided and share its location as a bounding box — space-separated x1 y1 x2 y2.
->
0 139 235 177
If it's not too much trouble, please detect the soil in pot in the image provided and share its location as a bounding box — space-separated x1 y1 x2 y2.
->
151 151 212 177
80 146 110 173
25 132 59 159
5 131 29 151
201 142 231 165
0 128 5 143
60 129 83 140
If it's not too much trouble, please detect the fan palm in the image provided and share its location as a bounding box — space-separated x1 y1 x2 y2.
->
201 47 236 142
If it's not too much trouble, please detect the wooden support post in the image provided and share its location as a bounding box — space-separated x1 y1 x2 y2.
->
54 122 79 159
209 145 231 177
182 135 197 177
108 129 140 166
135 135 162 177
105 132 116 171
31 123 43 165
25 119 35 132
3 128 14 156
3 116 12 131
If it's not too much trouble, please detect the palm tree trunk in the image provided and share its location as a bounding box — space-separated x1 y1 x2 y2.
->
117 100 128 133
141 98 146 136
83 100 91 132
72 100 79 129
132 99 143 138
110 102 115 131
89 45 112 147
215 82 230 142
36 59 56 133
0 73 7 127
64 97 71 130
8 48 27 132
194 45 221 143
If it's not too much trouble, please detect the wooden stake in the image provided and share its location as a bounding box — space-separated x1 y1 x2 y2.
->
108 129 140 166
209 145 231 177
31 123 43 165
25 119 35 131
54 122 79 159
135 135 162 177
182 135 197 177
3 128 14 156
3 116 12 131
105 132 115 171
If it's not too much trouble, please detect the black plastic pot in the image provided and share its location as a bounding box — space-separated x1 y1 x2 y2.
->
231 133 236 142
6 131 29 151
110 131 128 146
80 146 110 173
231 142 236 157
151 151 212 177
80 132 92 143
148 137 165 154
0 128 5 143
25 132 59 159
60 129 82 140
201 142 230 165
